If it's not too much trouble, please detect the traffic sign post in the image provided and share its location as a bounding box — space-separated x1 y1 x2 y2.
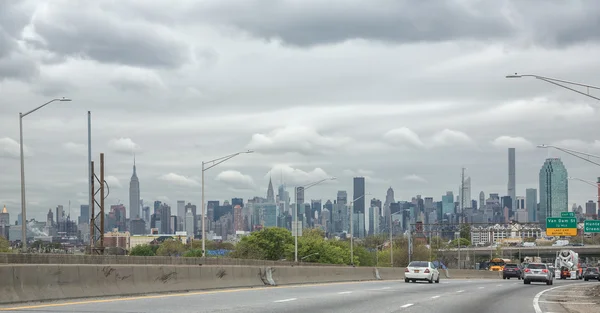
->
561 212 575 218
546 217 577 236
584 220 600 233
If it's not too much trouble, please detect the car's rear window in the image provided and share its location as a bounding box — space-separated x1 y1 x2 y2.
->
587 268 599 273
409 261 428 267
505 264 518 268
528 263 546 269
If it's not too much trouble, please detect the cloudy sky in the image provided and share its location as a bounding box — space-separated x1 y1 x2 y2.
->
1 0 600 222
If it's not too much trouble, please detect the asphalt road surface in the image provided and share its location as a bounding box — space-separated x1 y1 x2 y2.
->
0 278 592 313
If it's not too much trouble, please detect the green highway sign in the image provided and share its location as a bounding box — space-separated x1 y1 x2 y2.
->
561 212 575 218
584 220 600 233
546 217 577 229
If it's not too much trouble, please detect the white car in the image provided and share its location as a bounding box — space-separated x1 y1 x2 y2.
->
404 261 440 283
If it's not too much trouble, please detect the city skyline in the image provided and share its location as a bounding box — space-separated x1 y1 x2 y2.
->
3 153 597 223
2 1 600 220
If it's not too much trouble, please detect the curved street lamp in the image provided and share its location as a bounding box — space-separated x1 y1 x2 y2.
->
20 97 72 251
506 73 600 101
293 177 336 262
201 150 253 258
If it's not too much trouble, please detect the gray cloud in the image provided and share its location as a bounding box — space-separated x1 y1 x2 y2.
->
194 0 600 48
27 2 193 69
0 1 599 222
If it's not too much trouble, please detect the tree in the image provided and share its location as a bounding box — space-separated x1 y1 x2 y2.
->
230 227 293 260
156 239 186 256
130 244 156 256
449 238 471 248
0 236 9 253
459 223 471 241
183 249 203 257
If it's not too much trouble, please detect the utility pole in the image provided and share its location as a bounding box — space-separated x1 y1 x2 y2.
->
458 167 466 269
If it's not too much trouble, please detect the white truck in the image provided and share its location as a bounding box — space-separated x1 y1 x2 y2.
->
523 256 541 263
555 249 579 280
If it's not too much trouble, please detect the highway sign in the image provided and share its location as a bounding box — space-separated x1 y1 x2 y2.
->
546 228 578 236
546 217 577 229
584 220 600 233
561 212 575 218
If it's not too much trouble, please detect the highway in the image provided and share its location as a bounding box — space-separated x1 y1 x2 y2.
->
0 279 594 313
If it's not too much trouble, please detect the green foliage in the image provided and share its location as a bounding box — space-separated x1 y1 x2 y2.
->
449 238 471 248
183 249 204 257
459 223 471 241
130 244 156 256
0 236 9 253
156 239 186 256
362 234 387 249
230 227 293 260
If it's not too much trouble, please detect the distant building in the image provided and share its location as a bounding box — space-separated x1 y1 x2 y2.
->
0 205 9 240
539 158 568 224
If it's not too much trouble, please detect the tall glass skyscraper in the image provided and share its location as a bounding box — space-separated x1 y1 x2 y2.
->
525 188 537 222
539 158 568 224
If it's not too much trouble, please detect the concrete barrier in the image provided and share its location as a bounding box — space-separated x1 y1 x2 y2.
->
0 264 501 304
0 253 340 267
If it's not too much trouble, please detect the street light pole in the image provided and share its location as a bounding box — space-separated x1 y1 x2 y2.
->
294 177 336 263
349 193 370 266
537 144 600 167
19 97 71 251
388 211 403 267
506 73 600 101
201 150 253 258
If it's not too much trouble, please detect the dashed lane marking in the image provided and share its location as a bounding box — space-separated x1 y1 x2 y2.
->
338 291 353 295
274 298 297 303
431 295 440 299
478 287 485 289
456 290 464 293
400 304 414 308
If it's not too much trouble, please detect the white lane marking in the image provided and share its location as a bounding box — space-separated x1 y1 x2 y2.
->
401 304 414 308
533 284 571 313
431 295 440 299
274 298 297 303
496 284 503 287
478 286 485 289
545 295 590 298
537 301 595 304
338 291 353 295
380 287 391 290
456 290 464 293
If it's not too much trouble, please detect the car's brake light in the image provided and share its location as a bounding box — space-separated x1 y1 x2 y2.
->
524 268 530 273
542 269 548 273
405 268 409 273
424 268 430 273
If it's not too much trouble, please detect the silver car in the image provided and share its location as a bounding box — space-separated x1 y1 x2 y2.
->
523 262 553 285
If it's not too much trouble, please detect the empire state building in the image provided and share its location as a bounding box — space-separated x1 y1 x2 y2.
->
129 158 140 221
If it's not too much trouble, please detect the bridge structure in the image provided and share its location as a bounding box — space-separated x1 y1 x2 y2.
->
439 245 600 263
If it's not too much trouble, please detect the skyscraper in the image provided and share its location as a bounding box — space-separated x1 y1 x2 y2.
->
267 177 275 203
479 191 485 210
129 157 140 221
508 148 516 214
460 176 471 210
539 158 568 223
353 177 365 214
525 188 537 222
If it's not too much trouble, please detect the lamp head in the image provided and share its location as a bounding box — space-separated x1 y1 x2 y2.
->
505 73 522 78
59 97 72 102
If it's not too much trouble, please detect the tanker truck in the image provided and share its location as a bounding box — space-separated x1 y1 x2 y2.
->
555 249 579 280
